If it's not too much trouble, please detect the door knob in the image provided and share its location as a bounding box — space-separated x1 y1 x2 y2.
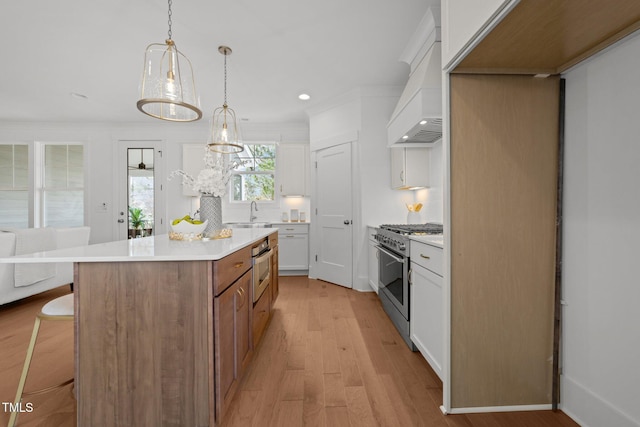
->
117 219 125 223
344 220 352 225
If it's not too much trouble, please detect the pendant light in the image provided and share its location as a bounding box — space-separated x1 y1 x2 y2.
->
137 0 202 122
208 46 243 154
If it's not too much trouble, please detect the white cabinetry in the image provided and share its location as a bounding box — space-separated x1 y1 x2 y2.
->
181 144 206 196
277 223 309 274
410 239 443 379
391 147 430 190
367 227 379 293
278 144 310 197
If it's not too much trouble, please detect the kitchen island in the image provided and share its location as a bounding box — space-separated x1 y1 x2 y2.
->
2 228 278 426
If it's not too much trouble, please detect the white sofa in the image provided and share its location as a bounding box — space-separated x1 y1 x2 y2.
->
0 226 90 305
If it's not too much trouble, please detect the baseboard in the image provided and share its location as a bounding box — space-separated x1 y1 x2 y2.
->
447 404 552 414
278 270 308 277
561 375 640 427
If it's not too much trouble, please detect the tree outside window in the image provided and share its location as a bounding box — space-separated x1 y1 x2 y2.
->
230 143 276 202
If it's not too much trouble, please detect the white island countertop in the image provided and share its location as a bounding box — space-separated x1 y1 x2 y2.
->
0 228 276 263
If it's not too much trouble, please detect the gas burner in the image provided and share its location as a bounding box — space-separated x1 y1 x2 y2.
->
380 223 443 235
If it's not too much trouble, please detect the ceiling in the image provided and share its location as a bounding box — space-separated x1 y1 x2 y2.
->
1 0 438 125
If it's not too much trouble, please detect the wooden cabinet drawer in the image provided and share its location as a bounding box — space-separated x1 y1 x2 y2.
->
252 286 271 346
213 246 251 296
410 240 443 277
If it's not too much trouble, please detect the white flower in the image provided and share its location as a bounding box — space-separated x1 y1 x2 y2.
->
170 147 244 197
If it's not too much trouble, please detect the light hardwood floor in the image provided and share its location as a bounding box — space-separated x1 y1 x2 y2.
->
0 277 579 426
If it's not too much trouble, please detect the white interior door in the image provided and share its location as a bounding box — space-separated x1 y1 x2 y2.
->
314 143 352 288
115 140 166 241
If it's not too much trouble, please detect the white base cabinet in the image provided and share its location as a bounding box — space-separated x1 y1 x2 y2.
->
410 240 443 379
277 223 309 274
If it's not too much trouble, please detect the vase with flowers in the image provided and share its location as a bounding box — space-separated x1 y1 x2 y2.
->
170 147 243 236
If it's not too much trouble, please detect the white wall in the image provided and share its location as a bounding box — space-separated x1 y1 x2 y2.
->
0 121 309 244
562 31 640 427
308 88 444 291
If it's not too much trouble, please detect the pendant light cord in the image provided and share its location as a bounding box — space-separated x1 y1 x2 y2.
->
223 51 228 107
167 0 173 40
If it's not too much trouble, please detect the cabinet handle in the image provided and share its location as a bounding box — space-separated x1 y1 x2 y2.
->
236 287 245 310
286 235 295 238
408 268 413 285
234 261 244 268
280 184 283 192
400 170 404 183
420 254 430 259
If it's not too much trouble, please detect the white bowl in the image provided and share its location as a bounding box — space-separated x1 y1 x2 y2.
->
170 219 208 235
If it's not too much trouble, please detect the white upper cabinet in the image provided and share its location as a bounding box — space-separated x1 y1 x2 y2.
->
278 144 310 197
181 144 206 197
390 147 430 190
441 0 516 69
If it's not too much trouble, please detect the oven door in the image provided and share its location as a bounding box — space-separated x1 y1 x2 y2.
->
253 248 273 303
377 245 409 320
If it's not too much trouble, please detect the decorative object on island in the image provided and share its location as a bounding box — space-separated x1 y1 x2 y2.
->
208 46 243 154
199 195 222 235
136 0 202 122
170 147 244 237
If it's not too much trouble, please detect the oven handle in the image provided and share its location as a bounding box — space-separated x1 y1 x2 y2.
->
376 245 406 264
254 247 273 264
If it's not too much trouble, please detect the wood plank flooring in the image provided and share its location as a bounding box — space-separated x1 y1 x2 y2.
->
0 278 579 426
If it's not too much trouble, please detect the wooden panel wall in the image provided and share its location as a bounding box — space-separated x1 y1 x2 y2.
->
450 74 559 408
75 261 212 426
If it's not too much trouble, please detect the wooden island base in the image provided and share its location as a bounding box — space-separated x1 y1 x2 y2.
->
74 232 278 426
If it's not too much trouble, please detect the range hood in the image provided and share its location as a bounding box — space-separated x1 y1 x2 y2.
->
387 38 442 147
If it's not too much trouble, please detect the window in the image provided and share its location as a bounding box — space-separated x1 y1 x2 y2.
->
229 143 276 202
0 143 86 228
40 144 84 227
0 144 29 228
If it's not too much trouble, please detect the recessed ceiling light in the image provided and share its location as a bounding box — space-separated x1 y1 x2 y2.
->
402 135 409 140
298 93 310 101
419 120 427 125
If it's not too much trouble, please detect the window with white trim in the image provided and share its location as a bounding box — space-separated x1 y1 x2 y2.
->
0 144 29 228
39 144 84 227
0 143 85 228
229 143 276 202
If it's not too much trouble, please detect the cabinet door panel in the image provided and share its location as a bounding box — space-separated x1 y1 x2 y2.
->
278 234 309 270
410 263 443 379
235 270 252 373
215 281 236 404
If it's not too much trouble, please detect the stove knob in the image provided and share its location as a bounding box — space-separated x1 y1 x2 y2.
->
398 242 406 251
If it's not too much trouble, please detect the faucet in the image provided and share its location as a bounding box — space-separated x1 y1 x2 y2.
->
249 201 258 223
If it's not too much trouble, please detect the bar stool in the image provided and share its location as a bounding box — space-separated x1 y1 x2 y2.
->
8 293 74 427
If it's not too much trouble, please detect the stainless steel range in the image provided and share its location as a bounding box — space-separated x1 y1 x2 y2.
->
375 223 443 350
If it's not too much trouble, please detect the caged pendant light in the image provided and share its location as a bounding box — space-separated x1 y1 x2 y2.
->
208 46 243 154
137 0 202 122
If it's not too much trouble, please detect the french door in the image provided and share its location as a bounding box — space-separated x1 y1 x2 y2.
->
115 140 166 241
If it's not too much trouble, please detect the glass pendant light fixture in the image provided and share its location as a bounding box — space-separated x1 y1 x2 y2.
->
208 46 243 154
137 0 202 122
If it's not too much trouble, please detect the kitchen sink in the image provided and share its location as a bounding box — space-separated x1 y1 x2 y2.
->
224 222 272 228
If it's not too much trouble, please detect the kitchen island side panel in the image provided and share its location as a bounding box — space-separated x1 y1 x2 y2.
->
450 74 559 408
75 261 212 426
